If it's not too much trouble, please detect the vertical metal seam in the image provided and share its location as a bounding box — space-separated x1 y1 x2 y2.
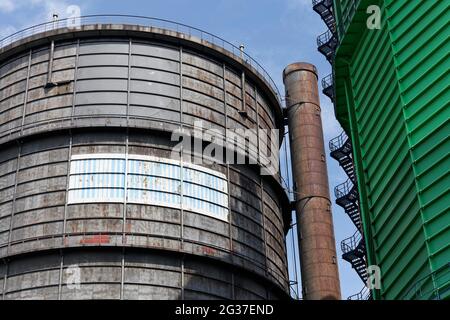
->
59 132 72 301
59 39 79 297
20 50 32 135
231 272 235 300
6 143 22 256
70 39 80 123
46 40 55 85
62 135 73 239
181 254 185 300
255 83 271 288
254 85 261 170
179 46 185 252
126 38 132 125
123 38 132 240
223 64 233 255
120 248 125 300
241 71 246 113
255 85 269 278
121 38 132 300
121 133 129 299
260 177 269 278
57 250 64 300
2 260 8 300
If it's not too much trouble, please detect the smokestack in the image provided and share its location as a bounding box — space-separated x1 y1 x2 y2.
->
283 62 341 300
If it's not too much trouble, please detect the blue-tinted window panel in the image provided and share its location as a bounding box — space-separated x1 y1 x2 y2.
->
68 154 229 221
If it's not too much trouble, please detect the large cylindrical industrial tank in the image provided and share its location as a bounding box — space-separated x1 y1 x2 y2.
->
0 20 290 300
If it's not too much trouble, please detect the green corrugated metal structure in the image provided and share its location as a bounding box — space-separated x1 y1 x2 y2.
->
333 0 449 300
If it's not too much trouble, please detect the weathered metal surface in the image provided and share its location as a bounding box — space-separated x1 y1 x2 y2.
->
0 26 289 300
1 248 280 300
283 62 341 300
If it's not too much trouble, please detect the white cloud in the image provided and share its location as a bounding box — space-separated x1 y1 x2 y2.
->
0 0 15 13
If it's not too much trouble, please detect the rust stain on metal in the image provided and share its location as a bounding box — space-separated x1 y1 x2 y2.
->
202 246 216 255
79 234 110 244
283 62 341 300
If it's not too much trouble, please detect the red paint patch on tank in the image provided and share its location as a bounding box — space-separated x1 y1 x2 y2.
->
202 246 216 255
79 235 110 244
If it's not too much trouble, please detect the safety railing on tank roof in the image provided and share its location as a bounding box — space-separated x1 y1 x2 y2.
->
0 14 281 103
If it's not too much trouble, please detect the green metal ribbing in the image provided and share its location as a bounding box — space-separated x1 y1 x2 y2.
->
333 0 449 299
385 0 450 295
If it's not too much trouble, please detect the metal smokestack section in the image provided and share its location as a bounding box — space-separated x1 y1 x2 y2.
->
283 63 341 300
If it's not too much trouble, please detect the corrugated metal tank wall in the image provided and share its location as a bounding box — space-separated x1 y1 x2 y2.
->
333 0 449 299
0 26 290 300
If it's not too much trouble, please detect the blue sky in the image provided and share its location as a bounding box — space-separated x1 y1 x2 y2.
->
0 0 362 299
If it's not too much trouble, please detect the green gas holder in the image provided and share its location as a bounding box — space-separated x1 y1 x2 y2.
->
316 0 449 300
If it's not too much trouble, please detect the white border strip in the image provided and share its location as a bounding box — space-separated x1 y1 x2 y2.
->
71 153 227 180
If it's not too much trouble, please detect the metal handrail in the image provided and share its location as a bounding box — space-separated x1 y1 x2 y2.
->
0 14 281 102
312 0 333 9
348 285 371 300
335 178 353 199
341 230 362 255
322 73 333 91
317 29 335 47
329 131 348 152
0 114 184 142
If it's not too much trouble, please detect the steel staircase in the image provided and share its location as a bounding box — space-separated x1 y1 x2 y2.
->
322 73 334 100
341 231 367 283
329 131 372 300
312 0 336 102
312 0 371 300
317 30 338 64
312 0 336 33
330 132 355 182
335 179 361 230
